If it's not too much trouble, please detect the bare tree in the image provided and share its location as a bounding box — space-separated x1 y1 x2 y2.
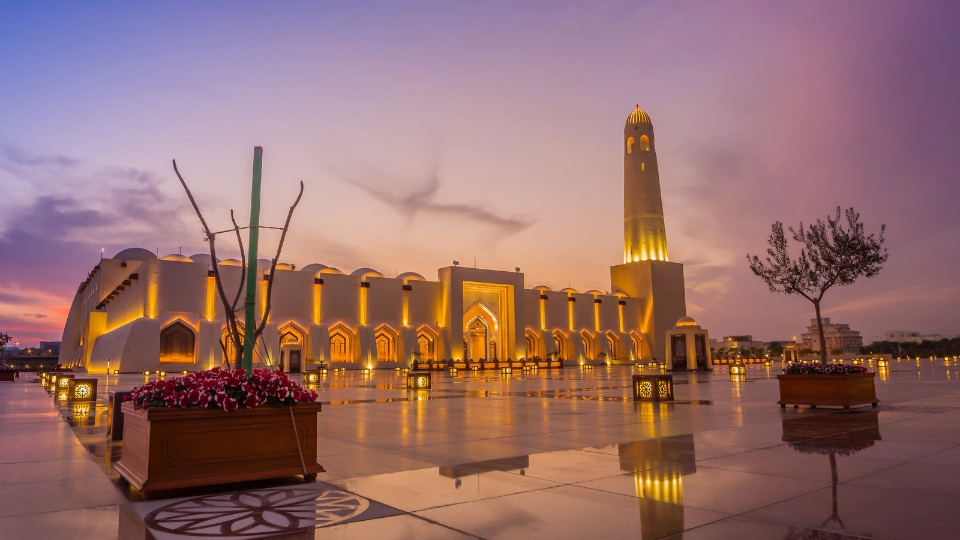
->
173 160 304 370
747 207 887 365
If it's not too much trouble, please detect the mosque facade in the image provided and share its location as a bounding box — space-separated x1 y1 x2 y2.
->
59 106 710 373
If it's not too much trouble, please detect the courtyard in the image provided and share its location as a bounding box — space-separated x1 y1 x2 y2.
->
2 362 960 539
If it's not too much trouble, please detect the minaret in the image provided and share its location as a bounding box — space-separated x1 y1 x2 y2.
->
612 104 688 367
623 105 668 263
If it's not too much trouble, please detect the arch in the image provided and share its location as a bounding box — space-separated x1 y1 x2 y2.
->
221 324 244 365
553 330 568 360
467 317 490 361
525 328 542 358
638 134 650 151
630 332 644 359
160 320 196 364
278 323 305 347
374 324 398 362
329 323 356 363
278 322 306 372
626 136 635 154
606 331 619 360
416 326 438 362
580 331 596 361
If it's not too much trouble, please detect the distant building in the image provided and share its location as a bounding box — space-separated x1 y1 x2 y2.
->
2 346 19 356
800 319 862 354
711 335 764 350
39 341 61 355
882 330 947 343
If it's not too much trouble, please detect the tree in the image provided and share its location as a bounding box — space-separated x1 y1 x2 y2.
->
747 207 887 365
0 332 11 368
173 160 304 370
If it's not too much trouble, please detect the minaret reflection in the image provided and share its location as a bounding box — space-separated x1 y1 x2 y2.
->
618 434 697 539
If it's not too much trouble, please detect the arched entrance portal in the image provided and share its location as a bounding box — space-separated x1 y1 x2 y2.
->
278 324 305 373
463 301 499 361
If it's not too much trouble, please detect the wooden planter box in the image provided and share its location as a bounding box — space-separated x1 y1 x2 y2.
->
115 401 323 493
777 373 878 409
0 371 18 382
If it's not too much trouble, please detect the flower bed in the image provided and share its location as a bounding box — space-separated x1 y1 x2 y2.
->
782 363 868 375
127 366 317 411
115 367 323 493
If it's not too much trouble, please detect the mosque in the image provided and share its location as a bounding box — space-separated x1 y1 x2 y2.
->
59 106 712 374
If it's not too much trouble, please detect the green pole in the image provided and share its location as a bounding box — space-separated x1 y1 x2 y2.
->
242 147 263 372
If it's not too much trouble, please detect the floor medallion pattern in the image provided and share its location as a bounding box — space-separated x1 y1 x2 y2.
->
143 486 370 537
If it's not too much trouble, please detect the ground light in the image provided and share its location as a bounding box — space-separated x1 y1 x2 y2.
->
729 363 746 382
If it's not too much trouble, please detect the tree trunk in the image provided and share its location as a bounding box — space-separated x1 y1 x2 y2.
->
814 299 828 365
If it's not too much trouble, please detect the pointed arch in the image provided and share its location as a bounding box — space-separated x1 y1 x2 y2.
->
160 319 196 364
630 332 644 359
374 324 398 362
553 330 568 360
278 322 305 347
221 323 244 366
580 331 596 361
329 323 356 363
626 136 635 154
606 331 619 360
416 326 438 362
525 328 542 359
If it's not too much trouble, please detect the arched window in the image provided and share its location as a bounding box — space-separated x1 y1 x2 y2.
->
626 136 635 154
161 320 196 364
374 325 397 362
329 324 355 363
638 134 650 151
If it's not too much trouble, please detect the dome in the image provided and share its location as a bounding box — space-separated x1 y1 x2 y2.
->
676 316 699 327
161 254 193 262
219 259 243 267
560 287 578 294
627 105 651 125
584 289 604 296
319 267 344 275
532 285 552 292
351 267 385 279
112 247 156 261
397 272 426 284
274 263 294 271
189 253 216 267
300 263 329 275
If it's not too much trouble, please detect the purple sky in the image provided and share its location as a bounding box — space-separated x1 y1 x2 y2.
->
2 1 959 347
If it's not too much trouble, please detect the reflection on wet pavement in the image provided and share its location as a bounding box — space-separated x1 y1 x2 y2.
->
4 362 960 538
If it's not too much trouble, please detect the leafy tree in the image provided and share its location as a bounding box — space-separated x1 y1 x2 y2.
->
0 332 11 368
747 207 887 365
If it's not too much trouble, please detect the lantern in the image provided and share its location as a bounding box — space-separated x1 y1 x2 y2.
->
632 374 674 401
407 372 431 389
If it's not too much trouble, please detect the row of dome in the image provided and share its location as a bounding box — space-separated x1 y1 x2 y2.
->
112 247 618 294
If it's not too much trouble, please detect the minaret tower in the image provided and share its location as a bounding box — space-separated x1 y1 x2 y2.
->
611 104 689 368
623 105 668 263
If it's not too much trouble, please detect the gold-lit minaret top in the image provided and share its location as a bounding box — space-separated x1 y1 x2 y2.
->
624 105 668 262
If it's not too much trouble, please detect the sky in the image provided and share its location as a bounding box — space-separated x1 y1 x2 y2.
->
1 1 959 347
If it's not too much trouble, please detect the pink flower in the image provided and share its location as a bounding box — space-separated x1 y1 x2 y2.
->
222 397 239 412
278 387 289 400
198 391 211 407
243 393 259 408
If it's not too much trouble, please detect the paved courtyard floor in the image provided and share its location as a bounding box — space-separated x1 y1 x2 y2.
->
2 360 960 539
